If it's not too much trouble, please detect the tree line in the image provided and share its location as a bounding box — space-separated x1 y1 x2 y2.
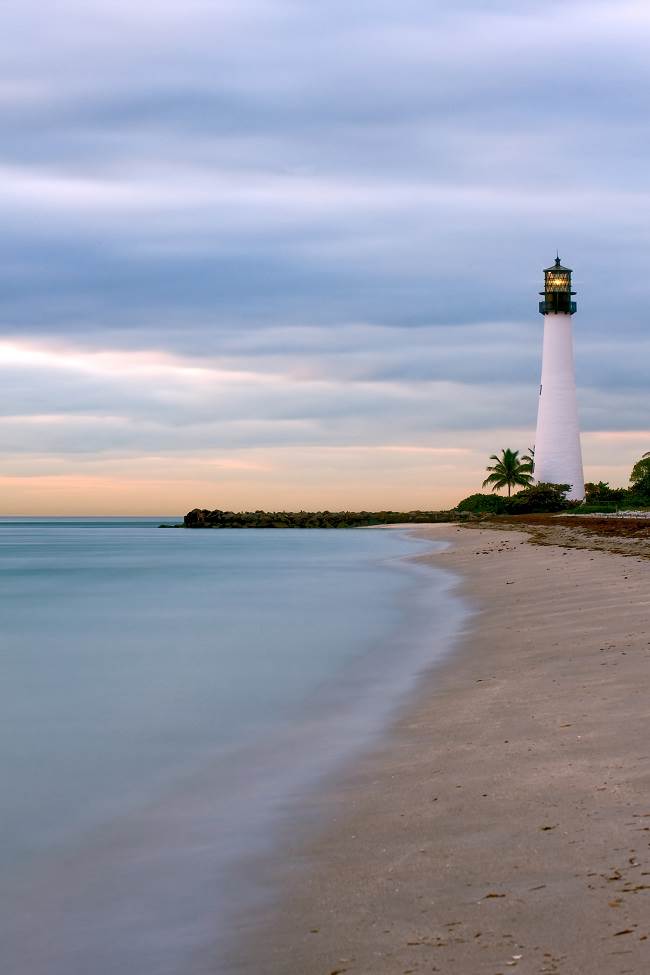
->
177 452 650 528
457 448 650 514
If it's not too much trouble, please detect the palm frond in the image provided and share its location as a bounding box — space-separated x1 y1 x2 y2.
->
483 447 534 496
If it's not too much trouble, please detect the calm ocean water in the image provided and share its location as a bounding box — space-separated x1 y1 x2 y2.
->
0 519 465 974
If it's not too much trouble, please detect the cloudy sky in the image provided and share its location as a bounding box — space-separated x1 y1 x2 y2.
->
2 0 649 513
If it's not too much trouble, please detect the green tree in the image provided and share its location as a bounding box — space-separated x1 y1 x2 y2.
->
482 448 534 497
630 455 650 501
584 481 627 505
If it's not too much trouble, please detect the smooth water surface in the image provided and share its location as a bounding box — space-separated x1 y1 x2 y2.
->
0 520 464 974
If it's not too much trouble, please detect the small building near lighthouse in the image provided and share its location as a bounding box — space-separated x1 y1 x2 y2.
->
534 257 584 500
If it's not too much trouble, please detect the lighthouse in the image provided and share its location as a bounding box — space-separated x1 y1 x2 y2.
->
534 257 584 500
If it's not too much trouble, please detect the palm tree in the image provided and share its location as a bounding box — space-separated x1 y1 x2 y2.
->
522 446 535 474
482 448 534 497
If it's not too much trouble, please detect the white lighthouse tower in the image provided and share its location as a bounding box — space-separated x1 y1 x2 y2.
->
534 257 584 500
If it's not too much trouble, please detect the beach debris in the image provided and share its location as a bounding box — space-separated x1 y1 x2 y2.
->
539 824 557 831
613 928 634 936
484 891 507 898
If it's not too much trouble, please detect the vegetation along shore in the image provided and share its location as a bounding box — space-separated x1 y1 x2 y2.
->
173 449 650 529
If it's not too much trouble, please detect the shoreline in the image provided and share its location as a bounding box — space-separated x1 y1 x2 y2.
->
214 529 469 972
233 523 650 974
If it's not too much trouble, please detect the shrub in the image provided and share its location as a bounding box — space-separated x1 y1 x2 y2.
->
572 503 618 514
621 495 650 510
507 482 573 513
584 481 627 505
456 493 510 514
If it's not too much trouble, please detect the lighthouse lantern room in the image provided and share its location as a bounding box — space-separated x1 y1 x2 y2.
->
538 257 576 316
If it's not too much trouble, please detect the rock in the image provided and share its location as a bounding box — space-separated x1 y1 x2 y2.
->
184 508 211 527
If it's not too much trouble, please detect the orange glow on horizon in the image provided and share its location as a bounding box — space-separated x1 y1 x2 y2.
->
1 429 646 516
1 339 647 516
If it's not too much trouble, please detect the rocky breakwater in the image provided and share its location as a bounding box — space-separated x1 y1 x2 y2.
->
183 508 460 529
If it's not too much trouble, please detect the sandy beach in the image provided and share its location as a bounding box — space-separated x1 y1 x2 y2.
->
234 522 650 975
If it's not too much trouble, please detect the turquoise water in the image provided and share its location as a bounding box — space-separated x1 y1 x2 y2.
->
0 520 464 974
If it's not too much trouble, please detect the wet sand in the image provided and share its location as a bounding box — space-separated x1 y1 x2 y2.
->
235 524 650 975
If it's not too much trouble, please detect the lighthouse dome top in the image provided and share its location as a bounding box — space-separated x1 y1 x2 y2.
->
544 255 572 273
